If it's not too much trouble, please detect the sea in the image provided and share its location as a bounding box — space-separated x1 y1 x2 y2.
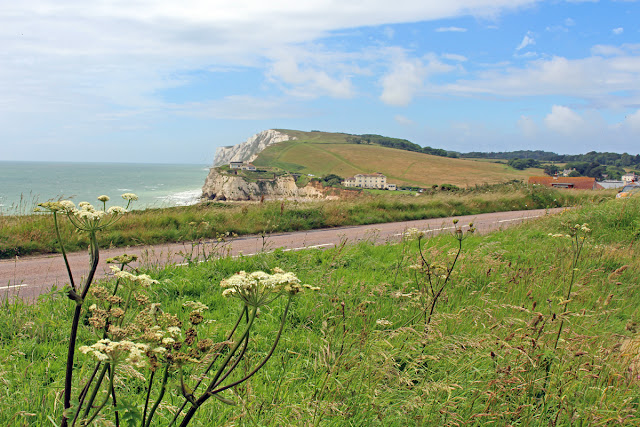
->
0 161 211 215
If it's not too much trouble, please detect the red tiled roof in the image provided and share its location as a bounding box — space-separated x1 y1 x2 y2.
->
528 176 597 190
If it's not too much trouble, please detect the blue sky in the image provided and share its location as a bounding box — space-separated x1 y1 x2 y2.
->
1 0 640 164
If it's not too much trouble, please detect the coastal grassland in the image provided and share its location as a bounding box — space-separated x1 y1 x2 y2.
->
0 185 613 259
254 141 542 186
1 197 639 425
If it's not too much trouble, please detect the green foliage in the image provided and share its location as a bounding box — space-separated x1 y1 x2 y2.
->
0 187 609 259
2 197 640 424
464 149 640 169
507 157 541 170
317 173 344 187
565 161 607 179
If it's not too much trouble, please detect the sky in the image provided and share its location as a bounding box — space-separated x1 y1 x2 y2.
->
2 0 640 164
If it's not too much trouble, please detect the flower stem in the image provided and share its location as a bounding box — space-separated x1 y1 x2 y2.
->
144 363 170 427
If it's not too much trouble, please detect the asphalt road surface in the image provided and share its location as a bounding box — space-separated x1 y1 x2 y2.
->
1 208 563 300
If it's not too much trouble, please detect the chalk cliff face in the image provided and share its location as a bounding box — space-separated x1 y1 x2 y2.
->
201 170 326 202
213 129 295 167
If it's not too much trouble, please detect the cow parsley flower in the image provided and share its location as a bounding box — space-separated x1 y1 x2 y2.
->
220 269 310 307
107 206 126 215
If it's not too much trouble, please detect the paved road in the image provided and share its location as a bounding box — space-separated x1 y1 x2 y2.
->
1 208 562 300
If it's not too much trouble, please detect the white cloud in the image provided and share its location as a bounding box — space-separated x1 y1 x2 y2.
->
435 27 467 32
516 32 535 51
441 53 640 109
380 58 429 106
591 44 626 56
0 0 539 114
565 18 576 27
394 115 415 125
514 51 538 59
175 95 308 120
379 52 454 106
267 53 355 99
613 27 624 35
442 53 468 62
544 105 586 135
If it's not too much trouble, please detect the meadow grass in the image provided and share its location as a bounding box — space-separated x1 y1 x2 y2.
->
254 139 541 187
0 185 611 259
1 196 638 425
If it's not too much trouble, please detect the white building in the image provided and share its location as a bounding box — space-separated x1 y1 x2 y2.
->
342 173 396 190
622 172 638 184
229 162 257 171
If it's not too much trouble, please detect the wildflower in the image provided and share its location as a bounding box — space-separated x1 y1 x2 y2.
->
91 286 109 299
79 339 148 366
220 269 308 307
107 206 126 215
167 326 181 336
548 233 567 238
376 318 392 326
37 201 65 213
189 312 204 325
121 193 139 201
97 195 110 202
182 301 209 313
405 228 425 240
59 200 76 212
109 307 125 318
111 267 158 287
197 339 214 352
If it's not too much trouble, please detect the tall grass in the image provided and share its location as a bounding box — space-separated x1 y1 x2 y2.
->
1 196 638 424
0 185 612 259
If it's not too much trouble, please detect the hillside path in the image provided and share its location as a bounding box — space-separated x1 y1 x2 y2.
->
1 208 563 300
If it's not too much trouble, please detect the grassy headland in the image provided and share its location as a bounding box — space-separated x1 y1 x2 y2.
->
254 131 541 187
1 196 638 424
0 183 612 259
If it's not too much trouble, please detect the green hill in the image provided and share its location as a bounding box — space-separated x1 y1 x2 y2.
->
252 130 541 188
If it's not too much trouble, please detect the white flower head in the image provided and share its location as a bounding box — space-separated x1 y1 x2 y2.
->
97 195 110 202
107 206 126 215
121 193 139 201
220 269 308 306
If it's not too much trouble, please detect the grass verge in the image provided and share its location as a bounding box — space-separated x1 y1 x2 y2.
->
1 196 639 424
0 184 612 259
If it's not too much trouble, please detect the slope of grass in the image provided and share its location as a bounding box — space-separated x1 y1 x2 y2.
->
1 197 639 425
254 132 542 187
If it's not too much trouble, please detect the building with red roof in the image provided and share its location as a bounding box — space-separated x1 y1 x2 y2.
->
528 176 602 190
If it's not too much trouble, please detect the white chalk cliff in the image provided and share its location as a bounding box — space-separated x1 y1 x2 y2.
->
213 129 296 167
201 170 325 201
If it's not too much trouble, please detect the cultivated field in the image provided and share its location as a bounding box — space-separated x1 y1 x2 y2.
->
254 135 541 187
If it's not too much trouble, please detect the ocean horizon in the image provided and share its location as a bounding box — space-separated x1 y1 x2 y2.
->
0 160 210 214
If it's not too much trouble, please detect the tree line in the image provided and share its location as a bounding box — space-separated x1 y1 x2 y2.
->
347 134 459 158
